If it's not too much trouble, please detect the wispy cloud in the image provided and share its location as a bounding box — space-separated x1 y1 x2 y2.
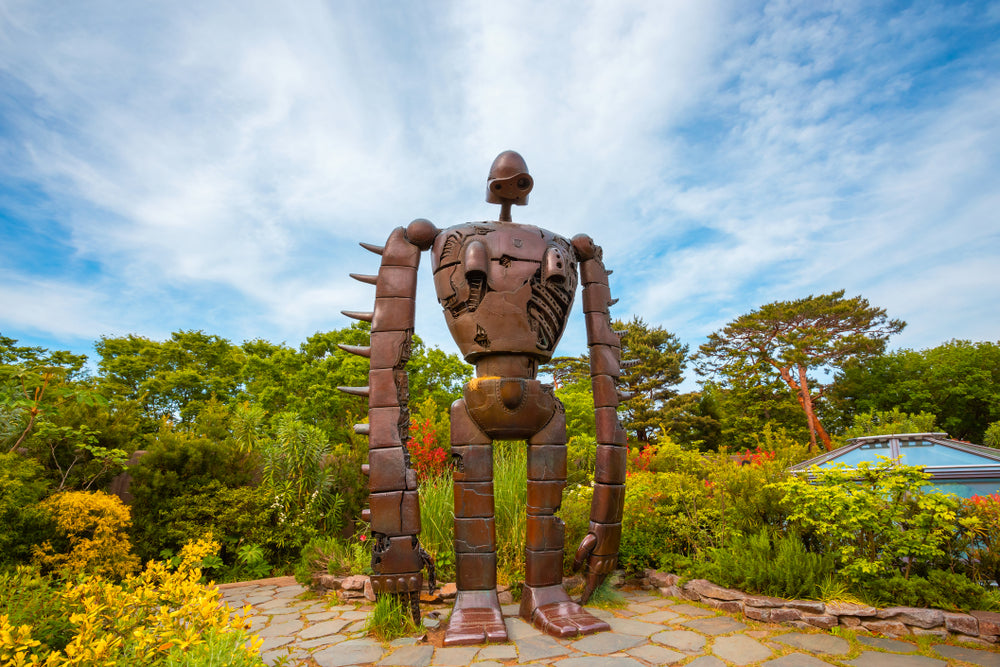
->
1 0 997 371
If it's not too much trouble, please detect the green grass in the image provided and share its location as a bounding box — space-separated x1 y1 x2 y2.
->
494 441 527 586
418 470 455 582
365 594 420 642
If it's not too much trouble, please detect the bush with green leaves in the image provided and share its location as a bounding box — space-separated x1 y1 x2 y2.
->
698 529 835 600
0 453 53 567
773 458 962 583
0 566 74 654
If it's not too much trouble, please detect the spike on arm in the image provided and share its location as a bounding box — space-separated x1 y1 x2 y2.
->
338 386 370 397
338 344 372 358
360 242 385 256
342 310 374 322
350 273 378 285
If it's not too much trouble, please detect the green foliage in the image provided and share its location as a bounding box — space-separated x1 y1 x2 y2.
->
566 436 596 486
233 404 344 534
95 330 245 427
842 407 938 440
699 530 835 600
963 493 1000 587
366 594 419 641
135 483 304 579
774 459 961 582
494 440 527 585
586 578 627 608
615 317 689 445
618 471 718 571
854 569 992 611
831 340 1000 443
985 420 1000 448
235 543 272 580
0 566 74 653
699 290 905 451
0 453 52 567
294 534 371 585
417 470 455 582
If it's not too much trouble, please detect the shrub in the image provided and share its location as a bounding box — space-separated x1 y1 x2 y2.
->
773 459 961 583
132 482 305 579
700 530 835 600
0 566 73 654
0 453 52 567
963 493 1000 586
618 471 719 572
32 490 139 579
295 534 371 585
854 569 992 611
0 536 263 666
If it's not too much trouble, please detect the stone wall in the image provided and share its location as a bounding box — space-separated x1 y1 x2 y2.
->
645 570 999 646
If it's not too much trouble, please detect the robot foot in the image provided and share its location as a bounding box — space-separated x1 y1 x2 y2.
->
443 590 508 646
520 584 610 638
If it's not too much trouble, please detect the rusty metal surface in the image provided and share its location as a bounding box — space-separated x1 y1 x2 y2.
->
338 151 628 640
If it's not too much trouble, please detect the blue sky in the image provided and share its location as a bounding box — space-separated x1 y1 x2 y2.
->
1 1 998 384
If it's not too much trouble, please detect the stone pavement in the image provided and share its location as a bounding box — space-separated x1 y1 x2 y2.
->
216 577 1000 667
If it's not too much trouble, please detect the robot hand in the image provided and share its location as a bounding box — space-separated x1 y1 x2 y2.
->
572 523 621 604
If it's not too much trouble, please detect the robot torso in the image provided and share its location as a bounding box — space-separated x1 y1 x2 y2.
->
430 221 578 365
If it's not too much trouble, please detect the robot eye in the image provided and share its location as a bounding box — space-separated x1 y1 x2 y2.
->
517 178 530 189
492 182 502 191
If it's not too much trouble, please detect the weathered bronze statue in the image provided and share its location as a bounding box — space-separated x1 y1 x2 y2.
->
339 151 627 645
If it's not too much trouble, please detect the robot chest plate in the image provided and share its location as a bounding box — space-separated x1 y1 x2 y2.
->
431 222 578 361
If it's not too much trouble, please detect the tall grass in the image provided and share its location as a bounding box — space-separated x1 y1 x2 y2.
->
417 441 528 586
419 470 455 581
494 441 527 585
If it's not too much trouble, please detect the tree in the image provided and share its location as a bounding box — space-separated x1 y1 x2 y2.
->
699 291 905 451
96 331 245 427
544 319 688 447
830 340 1000 443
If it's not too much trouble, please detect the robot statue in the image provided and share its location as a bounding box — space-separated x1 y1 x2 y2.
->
339 151 628 645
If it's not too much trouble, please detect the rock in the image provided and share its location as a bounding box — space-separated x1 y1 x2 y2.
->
313 573 339 591
769 608 802 623
826 602 878 617
563 574 584 590
419 592 442 604
684 579 745 601
877 606 944 629
438 582 457 599
943 611 978 636
341 575 367 591
743 606 770 622
786 600 826 614
861 620 909 636
702 598 743 614
498 590 513 604
955 634 996 647
744 596 786 608
971 610 1000 636
659 585 682 598
840 616 861 628
801 614 838 630
363 578 376 601
648 571 680 588
910 627 948 638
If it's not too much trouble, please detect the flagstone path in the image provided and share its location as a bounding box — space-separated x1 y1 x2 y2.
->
216 577 1000 667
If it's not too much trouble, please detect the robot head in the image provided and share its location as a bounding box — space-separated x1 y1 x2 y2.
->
486 150 533 205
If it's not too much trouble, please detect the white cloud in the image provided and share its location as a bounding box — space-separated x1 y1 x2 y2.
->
0 0 997 369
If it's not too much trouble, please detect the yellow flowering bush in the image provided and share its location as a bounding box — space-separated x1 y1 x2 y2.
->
32 490 139 579
1 536 263 666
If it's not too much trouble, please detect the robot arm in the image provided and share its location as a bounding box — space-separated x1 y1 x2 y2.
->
569 234 627 604
338 219 439 616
